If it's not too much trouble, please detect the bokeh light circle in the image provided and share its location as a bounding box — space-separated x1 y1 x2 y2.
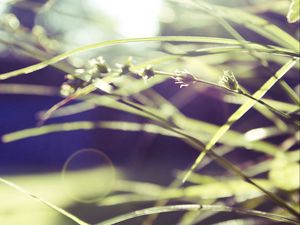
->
61 148 115 203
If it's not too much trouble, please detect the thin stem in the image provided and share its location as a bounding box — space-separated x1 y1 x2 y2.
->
278 80 300 105
153 70 299 127
96 204 299 225
0 36 297 80
239 88 299 127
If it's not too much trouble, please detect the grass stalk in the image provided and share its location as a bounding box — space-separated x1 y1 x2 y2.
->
96 204 299 225
0 36 297 80
182 59 298 184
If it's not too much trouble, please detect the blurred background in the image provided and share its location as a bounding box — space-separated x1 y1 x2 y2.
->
0 0 299 225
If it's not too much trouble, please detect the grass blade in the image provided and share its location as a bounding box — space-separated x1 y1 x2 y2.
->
202 1 299 51
96 204 299 225
287 0 300 23
0 177 90 225
0 36 296 80
182 58 298 183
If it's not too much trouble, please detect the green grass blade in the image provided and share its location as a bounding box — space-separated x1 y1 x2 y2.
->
101 178 273 205
0 177 90 225
287 0 300 23
0 84 58 96
0 36 296 80
170 45 297 58
97 204 201 225
207 2 300 51
223 95 299 112
96 204 299 225
1 119 280 156
278 80 300 105
96 121 281 155
2 121 104 142
182 58 298 183
171 0 299 50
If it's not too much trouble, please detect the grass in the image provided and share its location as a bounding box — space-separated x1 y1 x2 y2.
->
0 0 299 225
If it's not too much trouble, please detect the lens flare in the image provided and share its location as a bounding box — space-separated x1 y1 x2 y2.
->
61 148 115 203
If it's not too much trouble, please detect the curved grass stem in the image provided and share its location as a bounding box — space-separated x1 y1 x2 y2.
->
96 204 299 225
182 59 298 186
0 36 297 80
153 70 299 127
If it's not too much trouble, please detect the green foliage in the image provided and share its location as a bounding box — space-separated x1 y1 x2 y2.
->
269 153 300 191
287 0 300 23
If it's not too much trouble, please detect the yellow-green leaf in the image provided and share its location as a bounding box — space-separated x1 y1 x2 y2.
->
287 0 300 23
269 153 300 191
